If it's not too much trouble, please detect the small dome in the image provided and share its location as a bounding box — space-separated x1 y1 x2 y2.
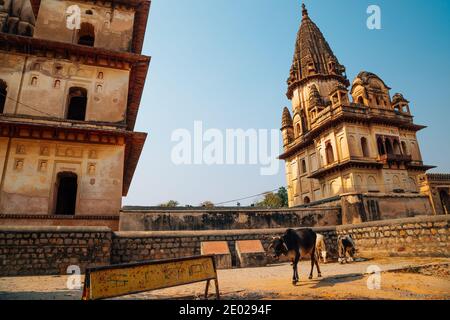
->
353 71 390 88
351 71 391 94
282 107 293 128
392 93 409 104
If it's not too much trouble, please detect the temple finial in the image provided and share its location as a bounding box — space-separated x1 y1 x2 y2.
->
302 3 308 17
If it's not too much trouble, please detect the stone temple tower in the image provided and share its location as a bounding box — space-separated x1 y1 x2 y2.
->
279 4 434 221
0 0 151 229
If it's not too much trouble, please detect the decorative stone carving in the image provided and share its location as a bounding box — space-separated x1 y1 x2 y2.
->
14 158 24 171
88 163 96 176
40 146 49 156
38 160 48 172
16 144 25 154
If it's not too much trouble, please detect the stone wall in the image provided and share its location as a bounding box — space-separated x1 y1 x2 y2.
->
113 215 449 267
119 207 342 231
0 226 111 276
330 193 432 225
0 216 448 276
334 215 449 258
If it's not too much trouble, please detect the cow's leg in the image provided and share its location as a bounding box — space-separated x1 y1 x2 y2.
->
315 256 322 278
292 252 300 285
309 247 315 280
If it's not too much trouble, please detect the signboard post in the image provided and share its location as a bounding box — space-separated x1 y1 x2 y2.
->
82 255 220 300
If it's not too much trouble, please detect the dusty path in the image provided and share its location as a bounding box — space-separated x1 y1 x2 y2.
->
0 257 449 300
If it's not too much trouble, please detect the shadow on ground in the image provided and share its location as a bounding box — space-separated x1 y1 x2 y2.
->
311 273 364 288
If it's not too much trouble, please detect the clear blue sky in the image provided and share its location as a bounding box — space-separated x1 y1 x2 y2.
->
124 0 450 207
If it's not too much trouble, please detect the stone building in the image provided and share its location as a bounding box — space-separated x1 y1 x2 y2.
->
0 0 150 229
279 5 437 221
420 174 450 215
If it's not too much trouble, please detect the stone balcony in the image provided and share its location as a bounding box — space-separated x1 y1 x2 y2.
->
378 153 412 164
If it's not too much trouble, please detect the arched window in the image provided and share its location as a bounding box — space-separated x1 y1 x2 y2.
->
330 181 339 196
368 176 377 192
78 22 95 47
54 172 78 215
385 139 393 155
393 139 401 155
377 137 385 155
439 190 449 215
347 136 355 157
67 87 87 121
300 111 307 133
296 123 301 137
301 159 307 174
0 79 7 114
401 141 409 155
325 142 335 164
357 96 364 105
361 137 369 157
303 196 311 204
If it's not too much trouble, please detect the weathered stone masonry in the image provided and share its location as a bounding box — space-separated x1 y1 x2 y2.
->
0 226 111 276
119 207 341 231
0 215 448 276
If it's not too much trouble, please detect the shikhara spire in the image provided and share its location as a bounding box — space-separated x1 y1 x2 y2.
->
287 3 347 98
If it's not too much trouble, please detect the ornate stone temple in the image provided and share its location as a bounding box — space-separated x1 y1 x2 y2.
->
0 0 150 229
279 4 441 222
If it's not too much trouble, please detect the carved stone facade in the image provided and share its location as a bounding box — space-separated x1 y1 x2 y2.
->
280 5 435 211
420 174 450 215
0 0 150 223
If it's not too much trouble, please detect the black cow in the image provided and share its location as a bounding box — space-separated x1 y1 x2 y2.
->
269 228 321 284
337 235 357 264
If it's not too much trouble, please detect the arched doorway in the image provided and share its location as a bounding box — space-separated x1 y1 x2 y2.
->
393 140 401 155
78 22 95 46
325 143 335 164
54 172 78 215
67 87 87 120
377 137 385 155
385 139 393 154
300 110 307 134
0 79 7 114
303 196 311 204
357 96 364 105
361 137 369 157
439 189 449 215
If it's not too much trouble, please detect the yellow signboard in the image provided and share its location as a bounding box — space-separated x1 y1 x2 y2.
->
82 255 220 300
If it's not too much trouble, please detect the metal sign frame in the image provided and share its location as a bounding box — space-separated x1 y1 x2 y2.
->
82 255 220 300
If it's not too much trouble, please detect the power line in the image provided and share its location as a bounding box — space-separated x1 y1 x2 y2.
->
0 91 54 117
214 187 282 206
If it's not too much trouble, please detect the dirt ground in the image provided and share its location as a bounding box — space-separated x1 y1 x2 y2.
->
0 257 449 300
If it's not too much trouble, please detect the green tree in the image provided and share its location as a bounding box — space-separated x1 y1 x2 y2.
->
254 192 283 208
277 187 289 207
159 200 179 207
200 201 215 208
